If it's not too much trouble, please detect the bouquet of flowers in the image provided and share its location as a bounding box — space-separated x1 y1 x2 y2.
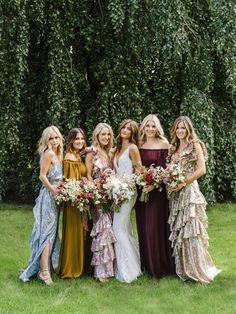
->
134 165 165 202
76 177 102 217
163 163 185 193
99 169 136 212
55 179 81 204
55 178 102 220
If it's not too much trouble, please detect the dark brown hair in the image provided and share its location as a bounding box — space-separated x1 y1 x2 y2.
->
66 128 87 154
116 119 139 153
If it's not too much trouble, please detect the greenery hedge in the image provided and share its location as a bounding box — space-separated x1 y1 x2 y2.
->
0 0 235 203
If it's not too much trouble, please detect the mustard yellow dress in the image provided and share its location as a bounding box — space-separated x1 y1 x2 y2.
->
57 159 92 278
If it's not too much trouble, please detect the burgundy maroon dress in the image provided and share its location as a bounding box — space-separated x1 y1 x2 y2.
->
135 149 175 278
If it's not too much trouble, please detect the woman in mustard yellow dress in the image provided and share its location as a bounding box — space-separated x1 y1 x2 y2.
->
58 128 92 278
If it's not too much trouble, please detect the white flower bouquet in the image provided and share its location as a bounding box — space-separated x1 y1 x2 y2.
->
100 169 136 212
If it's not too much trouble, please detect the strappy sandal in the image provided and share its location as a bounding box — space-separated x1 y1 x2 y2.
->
38 269 53 286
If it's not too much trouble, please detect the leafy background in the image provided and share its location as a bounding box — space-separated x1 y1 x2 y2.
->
0 0 235 203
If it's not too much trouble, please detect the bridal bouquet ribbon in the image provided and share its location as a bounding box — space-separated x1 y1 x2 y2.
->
99 169 136 212
55 178 102 228
135 165 165 202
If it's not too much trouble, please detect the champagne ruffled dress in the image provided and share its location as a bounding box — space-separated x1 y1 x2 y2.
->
57 159 92 278
167 140 221 284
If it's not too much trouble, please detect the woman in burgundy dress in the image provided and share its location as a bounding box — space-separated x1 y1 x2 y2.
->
135 114 175 279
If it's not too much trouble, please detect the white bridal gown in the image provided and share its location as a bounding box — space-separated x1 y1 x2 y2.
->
113 147 141 283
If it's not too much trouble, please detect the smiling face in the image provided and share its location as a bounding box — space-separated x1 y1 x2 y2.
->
120 122 132 140
176 121 187 140
98 127 111 148
144 120 157 139
72 132 85 151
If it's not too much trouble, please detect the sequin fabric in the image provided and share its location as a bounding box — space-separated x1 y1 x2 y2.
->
167 140 221 284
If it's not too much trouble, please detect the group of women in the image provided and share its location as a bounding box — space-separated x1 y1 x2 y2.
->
19 114 221 286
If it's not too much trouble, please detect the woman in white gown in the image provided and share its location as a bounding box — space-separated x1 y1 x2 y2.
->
113 119 142 283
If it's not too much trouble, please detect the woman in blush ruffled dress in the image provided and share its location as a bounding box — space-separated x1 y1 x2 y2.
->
135 114 175 279
19 126 63 285
113 119 142 283
167 116 221 284
85 123 116 282
57 128 92 278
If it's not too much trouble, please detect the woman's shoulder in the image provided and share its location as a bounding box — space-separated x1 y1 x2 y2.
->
41 149 55 162
189 139 208 160
64 152 77 161
82 146 98 157
87 146 98 154
129 143 139 152
186 139 201 152
158 140 169 149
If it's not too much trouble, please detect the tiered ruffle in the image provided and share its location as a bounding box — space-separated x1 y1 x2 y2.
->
169 181 221 284
91 212 116 277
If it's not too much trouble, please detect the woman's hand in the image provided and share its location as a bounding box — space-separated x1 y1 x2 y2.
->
142 185 155 193
172 182 186 192
51 186 59 196
94 178 100 189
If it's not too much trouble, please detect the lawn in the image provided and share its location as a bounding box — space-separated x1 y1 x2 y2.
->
0 202 235 314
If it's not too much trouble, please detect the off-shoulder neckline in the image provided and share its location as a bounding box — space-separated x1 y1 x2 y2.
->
139 148 168 151
64 159 83 162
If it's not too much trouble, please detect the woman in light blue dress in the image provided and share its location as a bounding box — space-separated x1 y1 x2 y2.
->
19 126 63 285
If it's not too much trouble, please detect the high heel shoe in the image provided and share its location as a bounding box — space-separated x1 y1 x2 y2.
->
38 269 53 286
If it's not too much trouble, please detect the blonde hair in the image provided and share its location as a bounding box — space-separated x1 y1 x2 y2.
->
116 119 139 153
170 116 208 159
139 114 167 146
37 126 63 161
92 123 114 160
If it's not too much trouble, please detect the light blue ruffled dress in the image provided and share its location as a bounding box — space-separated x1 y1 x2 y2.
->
19 160 63 282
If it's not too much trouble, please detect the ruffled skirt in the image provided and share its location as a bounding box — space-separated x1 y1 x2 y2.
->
168 181 221 284
90 209 116 278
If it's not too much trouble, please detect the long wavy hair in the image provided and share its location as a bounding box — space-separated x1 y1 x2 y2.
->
37 126 63 161
170 116 208 159
92 123 114 160
138 114 168 147
66 128 87 156
115 119 139 153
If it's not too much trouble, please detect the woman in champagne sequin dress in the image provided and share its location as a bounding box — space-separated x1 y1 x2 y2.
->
167 116 221 284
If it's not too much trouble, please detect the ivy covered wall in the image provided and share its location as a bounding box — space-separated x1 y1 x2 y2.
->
0 0 235 202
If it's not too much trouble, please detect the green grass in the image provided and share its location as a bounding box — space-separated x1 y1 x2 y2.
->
0 202 236 314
